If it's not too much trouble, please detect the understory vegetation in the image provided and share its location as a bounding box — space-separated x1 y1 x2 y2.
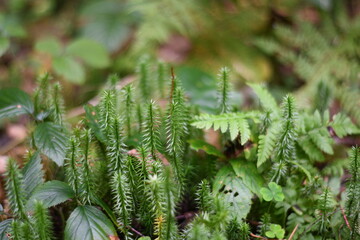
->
0 61 359 239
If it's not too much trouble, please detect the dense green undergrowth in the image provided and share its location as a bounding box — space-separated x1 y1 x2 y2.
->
0 62 360 240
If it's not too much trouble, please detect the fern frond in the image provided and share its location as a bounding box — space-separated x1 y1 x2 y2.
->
143 100 162 160
5 159 27 220
330 113 359 138
217 67 231 114
32 201 53 240
111 170 133 239
192 112 257 143
248 83 280 118
337 87 360 126
257 122 281 167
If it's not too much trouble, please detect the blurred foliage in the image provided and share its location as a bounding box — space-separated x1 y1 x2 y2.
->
0 0 359 110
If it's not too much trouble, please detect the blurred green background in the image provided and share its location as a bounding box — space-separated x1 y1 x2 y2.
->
0 0 359 113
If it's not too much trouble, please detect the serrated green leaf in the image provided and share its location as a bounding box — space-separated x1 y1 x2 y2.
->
27 181 75 210
188 139 224 157
66 38 110 68
230 159 264 197
35 37 62 56
34 122 67 166
53 56 85 84
64 205 117 240
0 37 10 57
0 219 12 240
0 88 34 119
22 152 44 199
213 166 252 222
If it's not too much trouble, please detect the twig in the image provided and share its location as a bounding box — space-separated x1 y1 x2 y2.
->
250 232 267 239
340 206 351 230
127 226 144 237
288 224 299 240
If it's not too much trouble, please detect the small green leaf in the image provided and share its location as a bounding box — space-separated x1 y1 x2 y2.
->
22 152 44 199
66 38 110 68
35 37 62 56
64 205 117 240
266 224 285 239
260 182 284 202
188 139 224 158
53 56 85 84
27 181 75 210
138 237 151 240
0 88 34 119
0 37 10 57
34 122 68 166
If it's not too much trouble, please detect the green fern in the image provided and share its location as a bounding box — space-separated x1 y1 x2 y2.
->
192 112 257 143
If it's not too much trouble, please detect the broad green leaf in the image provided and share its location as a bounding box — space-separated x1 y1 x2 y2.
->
0 37 10 57
0 88 34 119
34 122 67 166
230 159 264 197
138 237 151 240
188 139 224 158
260 182 284 202
53 56 85 84
22 152 44 199
64 205 117 240
27 181 75 210
0 219 12 240
35 37 62 56
213 166 252 222
66 38 110 68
